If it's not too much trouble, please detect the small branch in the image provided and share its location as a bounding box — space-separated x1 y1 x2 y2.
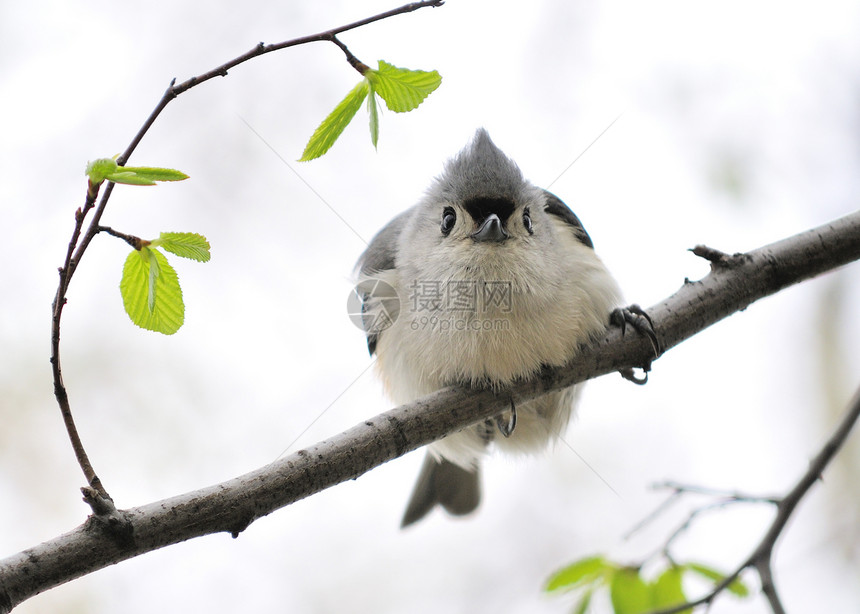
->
689 244 739 267
660 499 767 562
97 226 146 250
329 35 371 74
755 552 785 614
653 481 780 504
747 383 860 606
117 0 443 166
641 482 780 564
623 489 683 541
48 0 445 512
627 481 781 559
50 190 112 502
647 383 860 614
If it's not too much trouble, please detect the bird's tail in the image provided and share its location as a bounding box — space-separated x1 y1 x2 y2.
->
401 453 481 528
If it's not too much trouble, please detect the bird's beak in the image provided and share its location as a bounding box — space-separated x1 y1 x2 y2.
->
470 214 508 242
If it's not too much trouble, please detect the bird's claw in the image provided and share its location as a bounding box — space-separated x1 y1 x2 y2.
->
494 398 517 438
619 366 649 386
611 304 662 385
611 304 662 357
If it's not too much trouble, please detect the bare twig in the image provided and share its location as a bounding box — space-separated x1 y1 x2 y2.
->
627 481 781 563
626 482 779 544
48 0 444 512
50 188 110 501
654 482 780 504
647 383 860 614
117 0 444 166
7 211 857 612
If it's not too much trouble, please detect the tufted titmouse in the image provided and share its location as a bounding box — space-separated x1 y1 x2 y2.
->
355 129 658 527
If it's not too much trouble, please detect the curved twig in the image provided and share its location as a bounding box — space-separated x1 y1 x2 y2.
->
48 0 444 511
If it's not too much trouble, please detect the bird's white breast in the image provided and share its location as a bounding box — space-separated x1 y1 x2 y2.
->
365 218 622 467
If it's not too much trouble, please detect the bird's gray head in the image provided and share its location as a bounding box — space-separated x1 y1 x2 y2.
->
398 129 591 283
434 128 530 208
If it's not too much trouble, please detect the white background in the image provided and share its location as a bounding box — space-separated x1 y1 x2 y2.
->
1 0 859 612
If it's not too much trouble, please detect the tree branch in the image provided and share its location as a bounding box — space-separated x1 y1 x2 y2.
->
3 211 858 612
117 0 444 166
48 0 444 512
647 383 860 614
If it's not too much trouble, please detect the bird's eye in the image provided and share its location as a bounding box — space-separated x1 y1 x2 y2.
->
441 207 456 235
522 208 534 234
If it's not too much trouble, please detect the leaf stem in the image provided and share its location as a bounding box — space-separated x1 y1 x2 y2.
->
98 226 145 250
329 35 370 74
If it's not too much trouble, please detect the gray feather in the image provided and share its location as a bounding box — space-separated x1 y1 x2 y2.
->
431 128 527 204
356 207 414 275
355 208 414 354
543 190 594 248
401 454 480 528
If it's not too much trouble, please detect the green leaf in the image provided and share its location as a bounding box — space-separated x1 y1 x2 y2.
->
366 60 441 112
152 232 211 262
367 81 380 149
684 563 750 598
300 79 369 161
146 248 159 311
119 167 189 182
546 556 612 593
120 246 184 335
609 568 651 614
105 171 158 186
85 158 119 184
652 567 690 614
727 578 751 598
85 158 189 186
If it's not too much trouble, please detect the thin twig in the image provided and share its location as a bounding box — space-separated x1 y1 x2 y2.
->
660 499 763 562
330 35 371 74
623 489 682 541
647 384 860 614
654 482 780 504
625 482 779 544
117 0 444 166
50 188 110 500
48 0 445 511
97 226 145 250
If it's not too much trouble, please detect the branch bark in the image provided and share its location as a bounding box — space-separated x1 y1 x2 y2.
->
1 211 858 611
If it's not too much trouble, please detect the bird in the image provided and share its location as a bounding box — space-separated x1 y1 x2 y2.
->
354 128 659 527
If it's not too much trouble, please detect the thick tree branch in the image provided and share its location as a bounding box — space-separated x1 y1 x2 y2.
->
2 211 858 611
